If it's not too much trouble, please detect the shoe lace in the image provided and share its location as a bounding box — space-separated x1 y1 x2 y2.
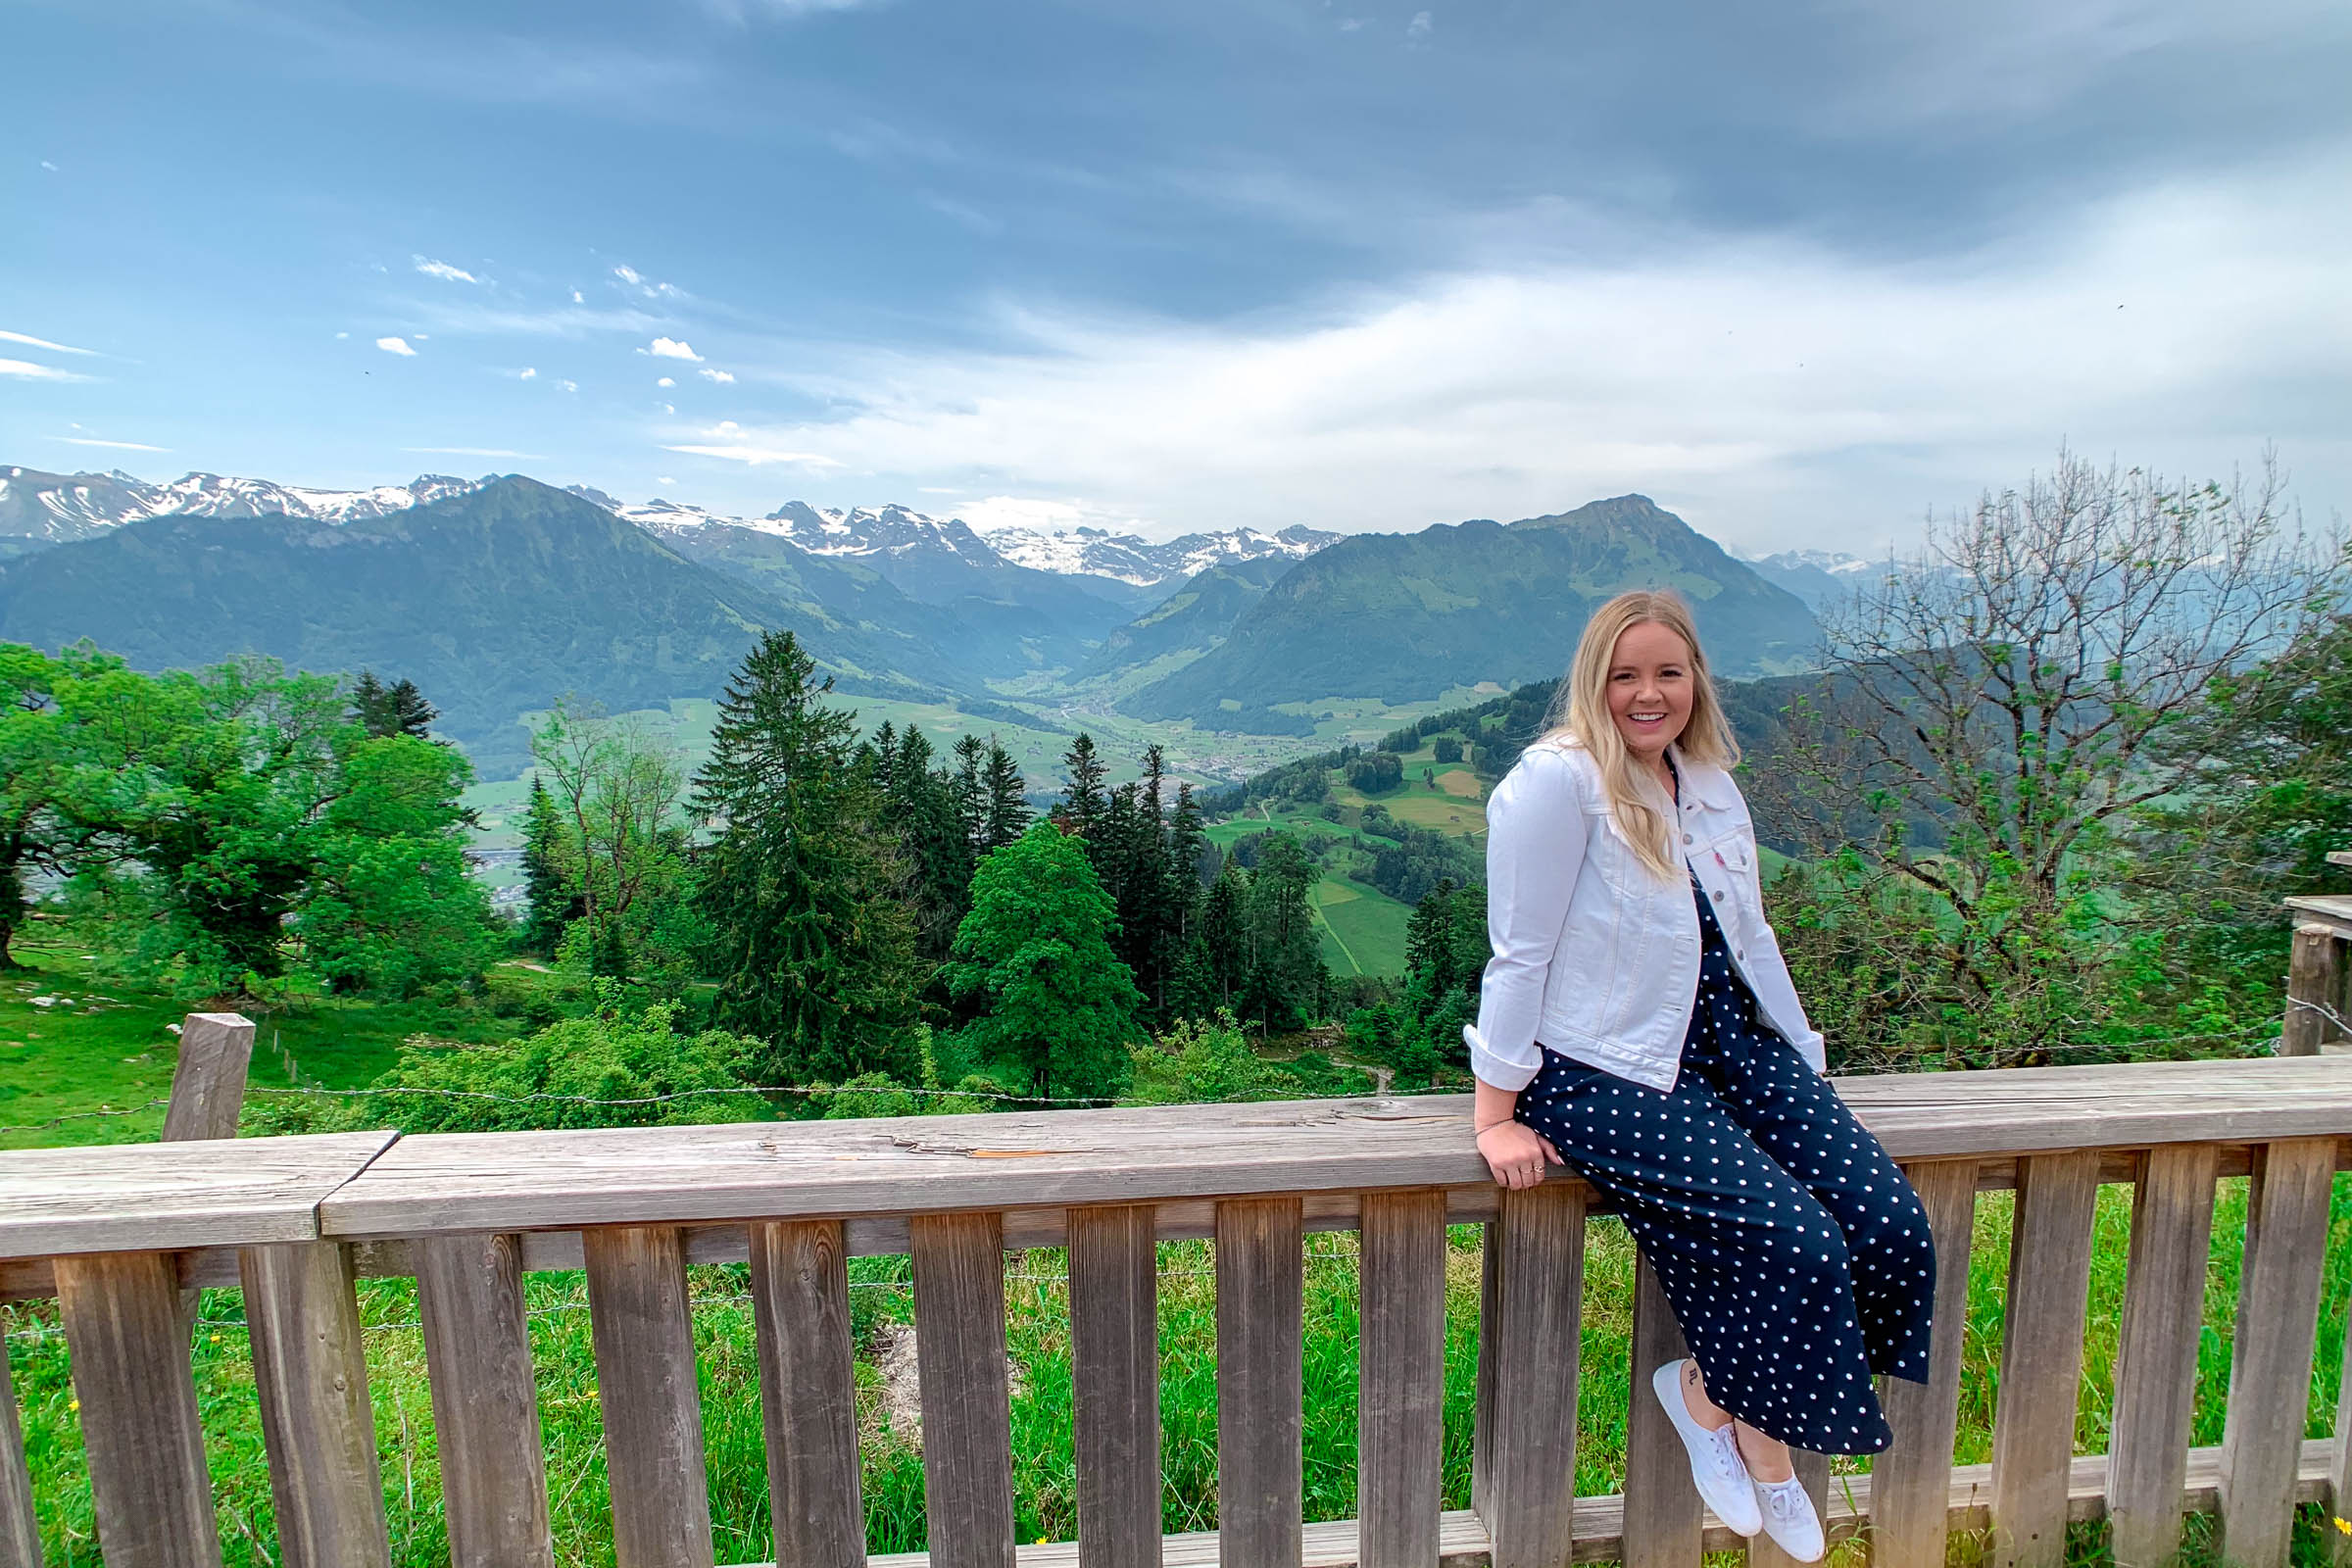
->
1766 1482 1802 1521
1707 1426 1743 1483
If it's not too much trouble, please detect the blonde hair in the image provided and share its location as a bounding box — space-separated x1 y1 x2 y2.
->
1536 589 1740 881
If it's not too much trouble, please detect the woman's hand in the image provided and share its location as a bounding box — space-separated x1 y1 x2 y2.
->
1477 1120 1563 1190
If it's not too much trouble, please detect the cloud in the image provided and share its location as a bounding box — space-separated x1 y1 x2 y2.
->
1406 10 1432 40
657 376 676 388
657 475 677 485
401 447 542 458
645 337 704 361
0 359 94 382
571 289 585 304
413 256 482 284
55 436 169 452
659 401 676 414
662 419 843 467
613 266 687 301
0 329 97 356
375 336 417 356
514 367 538 379
558 378 579 392
670 154 2352 551
334 330 349 340
698 368 736 383
40 161 58 172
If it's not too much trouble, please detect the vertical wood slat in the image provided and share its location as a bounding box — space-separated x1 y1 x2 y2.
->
161 1011 256 1143
1470 1221 1500 1525
910 1210 1017 1568
750 1219 866 1568
1068 1204 1161 1568
583 1225 713 1568
2283 924 2344 1055
52 1250 220 1568
1986 1149 2100 1568
1358 1190 1446 1568
1215 1195 1304 1568
1479 1180 1586 1568
416 1232 556 1568
240 1241 391 1568
1620 1254 1700 1568
2105 1144 2221 1568
2218 1137 2337 1568
1871 1159 1979 1568
0 1335 40 1568
2332 1275 2352 1568
1747 1448 1832 1568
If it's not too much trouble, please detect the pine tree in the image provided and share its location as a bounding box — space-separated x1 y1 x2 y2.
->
690 629 920 1085
1198 860 1250 1010
952 734 990 853
885 724 978 962
981 739 1031 850
1239 832 1327 1032
517 774 576 956
385 679 438 740
1056 733 1108 842
350 670 391 736
945 821 1143 1101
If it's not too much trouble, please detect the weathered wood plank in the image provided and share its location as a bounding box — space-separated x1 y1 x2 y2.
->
0 1129 397 1259
240 1241 391 1568
162 1011 255 1143
1620 1254 1700 1568
316 1060 2352 1239
1216 1195 1304 1568
1479 1179 1585 1568
1470 1220 1499 1526
2285 925 2346 1055
53 1250 220 1568
847 1438 2352 1568
911 1210 1016 1568
1067 1204 1160 1568
584 1226 713 1568
2106 1144 2219 1568
1358 1190 1446 1568
749 1219 865 1568
1986 1149 2099 1568
416 1232 555 1568
2219 1137 2336 1568
0 1334 38 1568
1870 1159 1977 1568
1749 1448 1832 1568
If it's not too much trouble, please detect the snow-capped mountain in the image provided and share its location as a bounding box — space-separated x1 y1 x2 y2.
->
0 466 487 545
984 522 1338 587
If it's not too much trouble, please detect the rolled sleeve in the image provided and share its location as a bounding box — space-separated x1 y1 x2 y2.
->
1466 749 1587 1092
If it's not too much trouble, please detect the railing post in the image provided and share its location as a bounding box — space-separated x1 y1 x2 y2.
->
2105 1144 2220 1568
240 1240 391 1568
1068 1204 1162 1568
1215 1195 1304 1568
162 1011 254 1333
749 1219 866 1568
1477 1179 1586 1568
2284 924 2345 1056
1869 1158 1978 1568
52 1250 221 1568
2218 1137 2335 1568
584 1225 714 1568
416 1232 556 1568
1621 1254 1700 1568
0 1335 38 1568
1357 1189 1446 1568
1986 1149 2099 1568
910 1210 1017 1568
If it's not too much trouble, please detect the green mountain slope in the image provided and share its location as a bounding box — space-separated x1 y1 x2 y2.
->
1076 554 1297 684
1122 495 1819 729
0 477 960 774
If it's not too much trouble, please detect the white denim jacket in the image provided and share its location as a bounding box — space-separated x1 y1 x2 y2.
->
1463 737 1825 1094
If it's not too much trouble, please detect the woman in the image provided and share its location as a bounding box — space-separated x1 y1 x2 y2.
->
1467 589 1934 1561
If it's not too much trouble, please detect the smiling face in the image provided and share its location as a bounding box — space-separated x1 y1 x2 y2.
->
1605 619 1695 766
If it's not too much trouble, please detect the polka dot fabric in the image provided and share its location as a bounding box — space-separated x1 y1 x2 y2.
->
1512 868 1936 1455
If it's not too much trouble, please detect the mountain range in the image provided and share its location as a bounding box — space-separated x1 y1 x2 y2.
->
0 462 1825 777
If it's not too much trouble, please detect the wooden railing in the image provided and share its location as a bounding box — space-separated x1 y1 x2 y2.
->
4 1056 2352 1568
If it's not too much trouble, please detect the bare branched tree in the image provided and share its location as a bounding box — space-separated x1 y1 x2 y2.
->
1762 448 2343 1052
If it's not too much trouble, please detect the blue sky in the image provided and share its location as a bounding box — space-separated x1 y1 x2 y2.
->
6 0 2349 551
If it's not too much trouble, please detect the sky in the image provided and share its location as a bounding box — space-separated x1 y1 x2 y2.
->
5 0 2349 554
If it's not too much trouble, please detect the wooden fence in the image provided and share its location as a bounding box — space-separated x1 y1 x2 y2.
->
4 1056 2352 1568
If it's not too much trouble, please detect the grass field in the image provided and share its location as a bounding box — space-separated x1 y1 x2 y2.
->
1311 876 1413 977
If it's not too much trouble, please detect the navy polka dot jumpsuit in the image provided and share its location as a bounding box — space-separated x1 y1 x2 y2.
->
1512 853 1936 1454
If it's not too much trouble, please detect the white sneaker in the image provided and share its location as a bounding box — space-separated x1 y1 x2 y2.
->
1754 1473 1826 1563
1650 1359 1763 1537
